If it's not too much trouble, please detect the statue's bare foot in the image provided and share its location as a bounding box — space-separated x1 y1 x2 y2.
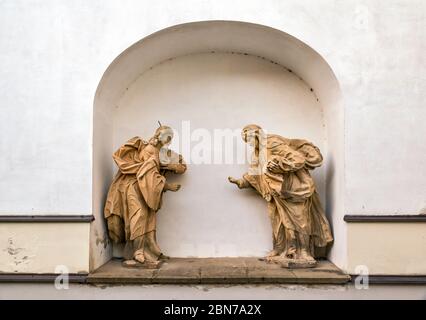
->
134 252 145 264
267 249 280 258
159 253 170 260
277 248 317 268
284 247 297 260
299 249 316 263
265 249 281 262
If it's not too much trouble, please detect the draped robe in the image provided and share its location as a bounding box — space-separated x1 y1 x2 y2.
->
104 136 186 262
242 134 333 257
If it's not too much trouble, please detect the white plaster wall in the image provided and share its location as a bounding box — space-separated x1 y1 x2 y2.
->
348 223 426 275
0 0 425 274
0 223 90 273
113 52 325 257
1 0 424 214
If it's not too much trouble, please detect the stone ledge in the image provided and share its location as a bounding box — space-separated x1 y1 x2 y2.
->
88 258 350 285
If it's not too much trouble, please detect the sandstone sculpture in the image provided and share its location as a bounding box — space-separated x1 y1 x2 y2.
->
228 124 333 268
104 125 186 268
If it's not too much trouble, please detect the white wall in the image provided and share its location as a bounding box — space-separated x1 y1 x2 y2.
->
113 52 326 257
0 223 90 273
348 223 426 275
2 0 424 215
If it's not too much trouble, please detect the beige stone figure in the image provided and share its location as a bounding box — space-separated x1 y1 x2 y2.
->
228 124 333 268
104 125 186 268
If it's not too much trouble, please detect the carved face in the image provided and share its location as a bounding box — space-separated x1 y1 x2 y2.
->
242 129 258 147
153 125 174 147
158 128 174 146
241 124 262 148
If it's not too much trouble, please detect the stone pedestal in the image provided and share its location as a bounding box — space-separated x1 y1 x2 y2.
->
88 257 350 285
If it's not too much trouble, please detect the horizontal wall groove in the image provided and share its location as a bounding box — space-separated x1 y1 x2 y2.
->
0 215 94 222
344 215 426 223
350 275 426 285
3 273 425 285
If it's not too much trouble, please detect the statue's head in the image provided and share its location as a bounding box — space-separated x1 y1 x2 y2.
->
152 125 174 147
241 124 264 147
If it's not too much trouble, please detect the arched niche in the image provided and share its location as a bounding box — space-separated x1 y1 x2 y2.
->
91 21 345 271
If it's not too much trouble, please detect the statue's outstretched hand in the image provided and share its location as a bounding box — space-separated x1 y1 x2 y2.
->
228 176 247 189
165 183 181 192
228 176 239 185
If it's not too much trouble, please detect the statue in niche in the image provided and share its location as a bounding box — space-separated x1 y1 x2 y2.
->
228 124 333 268
104 124 186 268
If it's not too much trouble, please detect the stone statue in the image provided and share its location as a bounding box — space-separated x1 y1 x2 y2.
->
228 124 333 268
104 125 186 268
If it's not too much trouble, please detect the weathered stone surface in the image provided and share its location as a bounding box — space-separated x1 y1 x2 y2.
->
279 258 317 269
87 259 156 284
247 268 297 284
153 258 201 284
242 257 277 269
198 257 248 284
290 260 350 284
200 267 248 284
88 257 350 285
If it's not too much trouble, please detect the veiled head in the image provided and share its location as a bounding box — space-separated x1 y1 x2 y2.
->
241 124 264 147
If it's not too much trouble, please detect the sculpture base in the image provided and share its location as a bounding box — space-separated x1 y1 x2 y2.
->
278 258 317 269
263 256 317 269
88 257 350 284
122 259 163 269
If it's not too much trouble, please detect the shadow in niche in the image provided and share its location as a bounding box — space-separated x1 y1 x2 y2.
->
325 155 335 222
